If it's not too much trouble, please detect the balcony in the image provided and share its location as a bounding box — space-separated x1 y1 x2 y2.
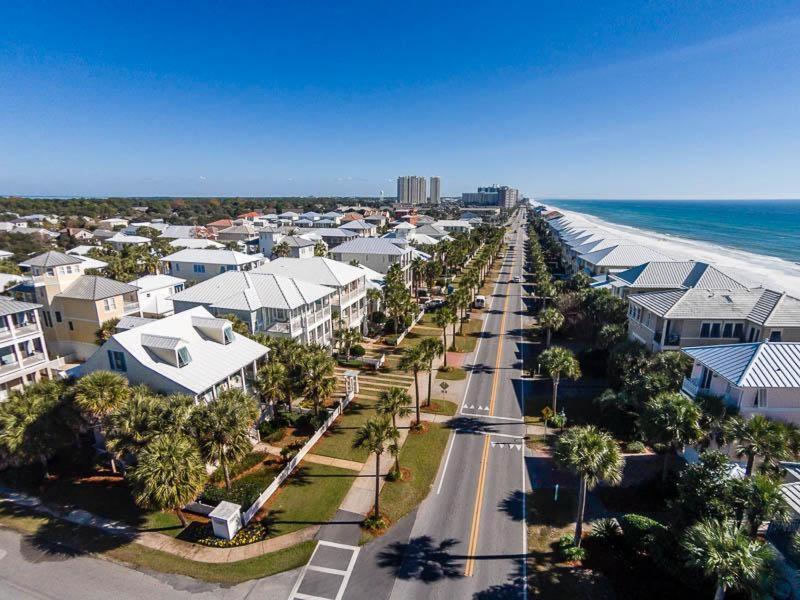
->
0 361 20 375
681 377 700 398
0 329 12 342
123 301 141 315
13 323 40 337
653 331 681 347
21 353 45 367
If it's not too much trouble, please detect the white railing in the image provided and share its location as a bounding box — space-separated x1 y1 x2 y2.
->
681 377 700 398
392 310 425 346
241 390 355 524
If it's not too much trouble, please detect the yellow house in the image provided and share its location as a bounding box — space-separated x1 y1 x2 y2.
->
12 251 142 361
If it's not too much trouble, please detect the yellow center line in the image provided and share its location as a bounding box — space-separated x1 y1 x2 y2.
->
464 434 491 577
464 243 516 577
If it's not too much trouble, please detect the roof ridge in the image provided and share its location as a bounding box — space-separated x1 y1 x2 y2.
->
738 341 768 386
762 290 786 325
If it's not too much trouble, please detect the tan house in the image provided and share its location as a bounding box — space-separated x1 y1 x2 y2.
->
11 251 142 360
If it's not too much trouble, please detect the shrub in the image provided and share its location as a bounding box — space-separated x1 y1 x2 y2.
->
350 344 366 357
789 530 800 566
337 358 363 368
200 479 263 508
384 334 400 346
370 310 386 325
590 518 622 542
209 451 270 484
280 442 304 463
619 513 667 553
625 441 647 454
181 521 268 547
556 535 586 561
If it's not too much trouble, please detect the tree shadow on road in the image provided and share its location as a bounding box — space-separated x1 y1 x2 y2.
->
376 535 464 583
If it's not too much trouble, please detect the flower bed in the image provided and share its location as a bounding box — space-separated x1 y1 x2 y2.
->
180 521 269 548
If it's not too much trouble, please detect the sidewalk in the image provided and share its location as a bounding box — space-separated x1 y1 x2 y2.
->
0 486 318 563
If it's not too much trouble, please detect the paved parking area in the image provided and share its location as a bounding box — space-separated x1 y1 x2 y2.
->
288 540 360 600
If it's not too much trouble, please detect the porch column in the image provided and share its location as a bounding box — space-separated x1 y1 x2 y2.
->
660 320 668 349
252 360 258 379
239 367 246 391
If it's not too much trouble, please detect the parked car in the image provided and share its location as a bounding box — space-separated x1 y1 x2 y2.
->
424 299 445 311
512 275 522 283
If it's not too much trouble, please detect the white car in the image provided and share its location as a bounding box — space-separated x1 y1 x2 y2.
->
512 275 522 283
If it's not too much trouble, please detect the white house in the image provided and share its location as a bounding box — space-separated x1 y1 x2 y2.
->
169 270 335 345
681 341 800 424
106 233 151 252
433 220 472 235
577 244 673 276
160 249 265 283
328 238 413 287
97 218 129 229
339 220 378 238
128 274 186 318
257 257 368 332
598 261 747 299
169 238 225 250
80 306 269 401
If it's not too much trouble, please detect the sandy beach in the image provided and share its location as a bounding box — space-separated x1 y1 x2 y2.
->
544 204 800 298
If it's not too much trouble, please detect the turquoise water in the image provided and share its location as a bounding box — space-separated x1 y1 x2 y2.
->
544 200 800 264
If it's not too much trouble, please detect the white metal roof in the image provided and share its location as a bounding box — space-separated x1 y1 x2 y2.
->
161 249 263 266
107 233 150 244
257 257 364 287
612 262 746 290
128 274 186 292
579 244 672 267
169 238 225 249
169 270 333 311
330 238 411 256
91 306 268 395
683 341 800 388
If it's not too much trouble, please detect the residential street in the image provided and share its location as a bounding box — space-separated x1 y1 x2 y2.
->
344 211 532 600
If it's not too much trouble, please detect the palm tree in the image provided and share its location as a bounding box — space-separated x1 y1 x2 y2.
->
539 346 581 413
639 392 703 483
433 307 457 364
419 337 444 407
313 241 327 257
352 416 398 519
377 387 412 430
95 318 121 345
192 389 259 490
411 257 425 294
399 345 426 426
682 519 773 600
128 434 208 527
273 240 291 258
0 382 78 477
452 289 470 334
73 370 130 419
255 361 289 412
733 474 789 538
105 392 160 461
554 425 624 546
538 307 564 347
337 327 362 360
725 415 786 477
301 351 337 417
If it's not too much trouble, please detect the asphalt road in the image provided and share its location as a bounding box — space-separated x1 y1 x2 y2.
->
377 211 531 600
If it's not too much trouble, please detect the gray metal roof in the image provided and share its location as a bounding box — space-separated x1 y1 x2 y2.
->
683 342 800 387
330 238 411 256
141 334 184 350
257 257 364 287
340 220 376 230
282 236 315 248
579 244 673 267
24 251 82 268
161 249 262 266
613 261 747 290
631 287 800 323
116 316 156 331
57 276 139 300
0 295 42 317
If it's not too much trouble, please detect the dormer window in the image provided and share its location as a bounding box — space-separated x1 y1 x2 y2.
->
223 327 235 345
177 346 192 367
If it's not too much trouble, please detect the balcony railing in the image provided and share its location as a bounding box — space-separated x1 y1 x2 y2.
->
123 302 140 314
0 361 20 375
13 323 39 337
653 331 681 346
0 329 12 341
681 377 700 398
21 353 45 367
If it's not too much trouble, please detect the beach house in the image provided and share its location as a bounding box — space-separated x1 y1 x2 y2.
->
680 342 800 424
128 274 186 318
627 287 800 352
160 249 265 283
599 261 747 298
169 270 335 345
80 306 269 401
328 238 413 287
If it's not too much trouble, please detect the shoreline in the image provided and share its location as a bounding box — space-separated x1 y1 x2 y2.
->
539 201 800 298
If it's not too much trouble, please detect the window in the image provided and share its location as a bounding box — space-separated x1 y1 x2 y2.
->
42 312 52 327
107 350 127 372
710 323 721 338
223 327 235 345
55 311 62 323
755 388 767 408
193 264 205 273
700 323 710 338
173 263 180 271
68 321 74 331
769 330 782 342
733 323 744 338
177 347 191 367
722 323 733 338
220 266 226 273
104 297 116 311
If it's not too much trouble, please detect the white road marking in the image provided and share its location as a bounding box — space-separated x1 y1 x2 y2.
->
0 549 6 560
436 429 459 494
288 540 361 600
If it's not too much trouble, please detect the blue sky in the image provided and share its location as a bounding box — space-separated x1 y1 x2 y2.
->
1 1 799 199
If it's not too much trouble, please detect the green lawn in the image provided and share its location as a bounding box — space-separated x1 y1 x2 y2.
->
436 367 466 381
263 463 355 537
312 397 376 463
0 502 314 583
420 399 458 416
362 422 450 542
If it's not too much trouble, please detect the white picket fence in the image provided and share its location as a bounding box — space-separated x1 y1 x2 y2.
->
241 390 355 524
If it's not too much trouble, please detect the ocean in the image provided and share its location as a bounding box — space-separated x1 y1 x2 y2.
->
543 199 800 264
